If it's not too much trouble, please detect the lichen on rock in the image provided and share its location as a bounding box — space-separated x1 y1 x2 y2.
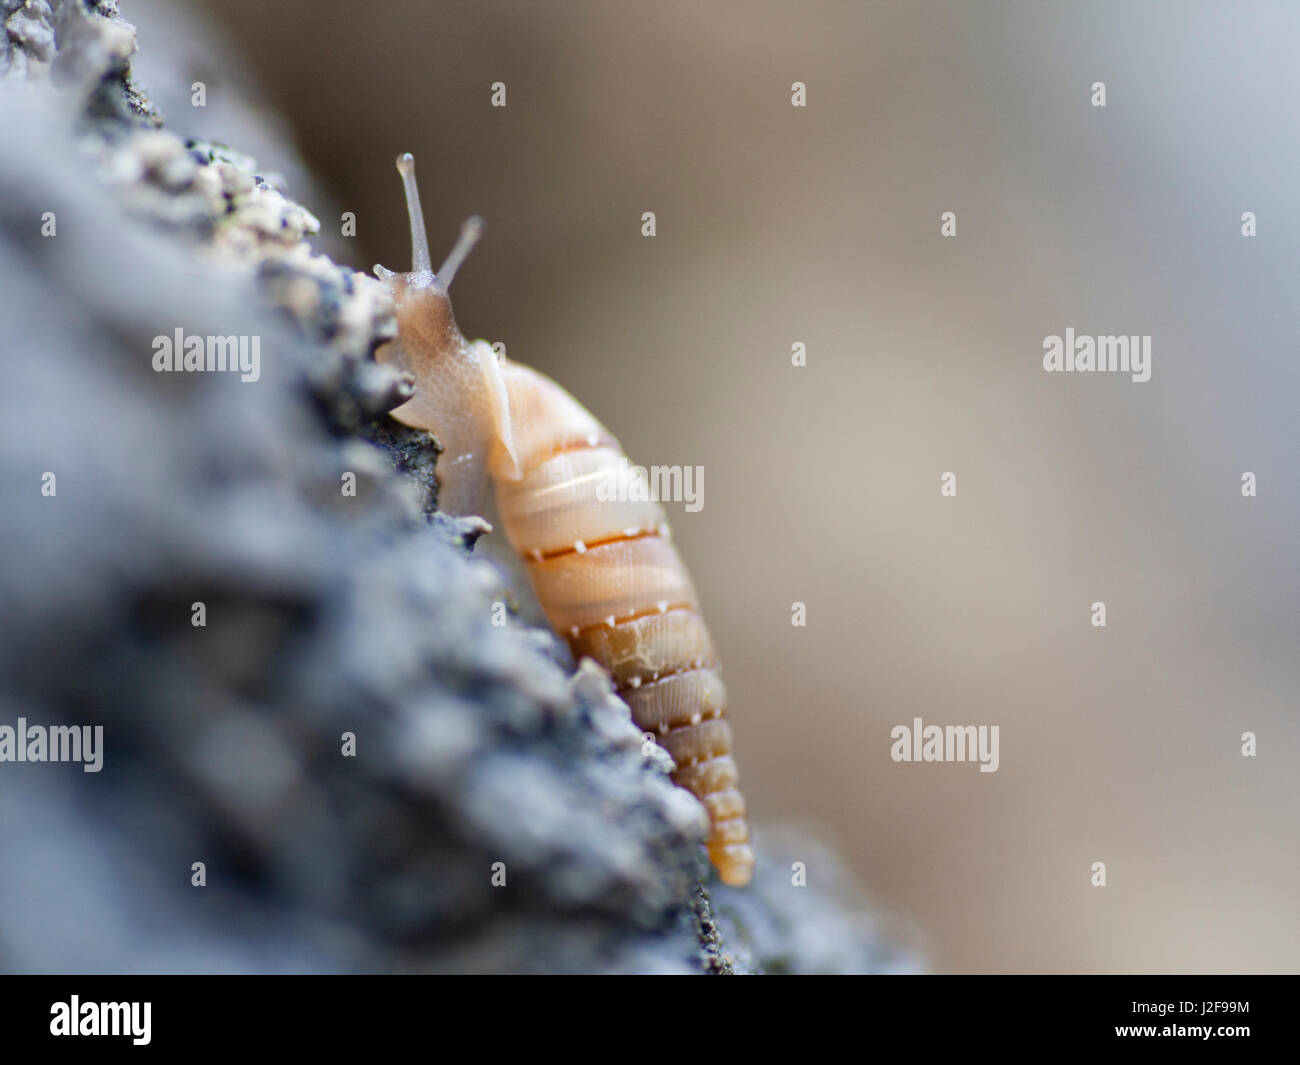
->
0 0 920 974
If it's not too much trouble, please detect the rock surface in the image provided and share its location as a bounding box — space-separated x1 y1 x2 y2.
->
0 0 921 974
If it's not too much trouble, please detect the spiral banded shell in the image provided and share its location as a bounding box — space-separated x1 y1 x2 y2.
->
490 365 755 886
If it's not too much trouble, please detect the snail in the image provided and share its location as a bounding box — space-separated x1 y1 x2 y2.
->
373 154 754 886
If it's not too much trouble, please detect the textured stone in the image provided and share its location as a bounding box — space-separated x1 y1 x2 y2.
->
0 0 920 975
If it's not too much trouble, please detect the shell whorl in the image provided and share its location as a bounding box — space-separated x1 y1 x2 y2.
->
490 363 755 887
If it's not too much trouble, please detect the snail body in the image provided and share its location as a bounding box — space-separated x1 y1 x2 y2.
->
374 155 754 886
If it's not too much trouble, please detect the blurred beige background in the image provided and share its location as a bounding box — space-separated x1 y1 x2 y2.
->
147 0 1299 972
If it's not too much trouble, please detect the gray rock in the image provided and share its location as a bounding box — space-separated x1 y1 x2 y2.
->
0 0 919 974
